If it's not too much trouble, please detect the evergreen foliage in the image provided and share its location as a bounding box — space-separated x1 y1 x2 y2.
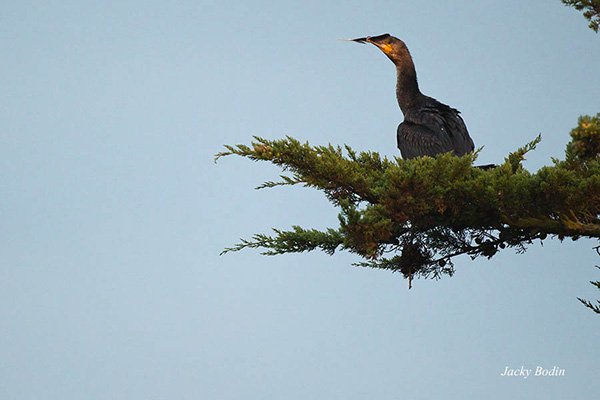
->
578 264 600 313
216 114 600 290
562 0 600 32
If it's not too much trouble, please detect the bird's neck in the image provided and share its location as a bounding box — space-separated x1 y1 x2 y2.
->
395 58 422 114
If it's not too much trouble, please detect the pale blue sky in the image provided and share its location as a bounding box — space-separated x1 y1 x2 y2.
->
1 1 599 399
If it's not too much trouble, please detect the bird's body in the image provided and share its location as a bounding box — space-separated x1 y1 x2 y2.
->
346 34 475 159
398 96 474 159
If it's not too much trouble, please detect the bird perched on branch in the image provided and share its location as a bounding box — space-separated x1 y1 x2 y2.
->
343 34 475 160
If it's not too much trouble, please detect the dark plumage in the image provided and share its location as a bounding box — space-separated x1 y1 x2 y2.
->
346 34 475 159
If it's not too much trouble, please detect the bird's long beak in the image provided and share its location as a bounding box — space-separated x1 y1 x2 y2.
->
339 37 368 44
340 34 391 53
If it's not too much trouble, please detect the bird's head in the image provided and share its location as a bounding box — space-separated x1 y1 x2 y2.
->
344 33 409 65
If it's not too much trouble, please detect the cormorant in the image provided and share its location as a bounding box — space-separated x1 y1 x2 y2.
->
345 34 475 159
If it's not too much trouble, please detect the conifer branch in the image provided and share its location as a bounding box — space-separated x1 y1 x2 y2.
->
216 114 600 298
578 266 600 314
562 0 600 32
220 226 344 256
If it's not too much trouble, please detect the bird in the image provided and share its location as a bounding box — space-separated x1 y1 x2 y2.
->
343 34 475 160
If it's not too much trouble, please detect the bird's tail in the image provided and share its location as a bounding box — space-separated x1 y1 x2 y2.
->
474 164 496 170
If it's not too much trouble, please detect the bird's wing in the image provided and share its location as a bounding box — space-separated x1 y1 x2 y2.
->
397 122 454 159
434 106 474 156
406 102 474 156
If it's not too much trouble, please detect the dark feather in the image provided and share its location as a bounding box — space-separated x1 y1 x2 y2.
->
399 98 474 159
